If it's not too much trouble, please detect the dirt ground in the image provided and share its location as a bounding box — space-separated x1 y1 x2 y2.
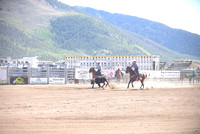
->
0 80 200 134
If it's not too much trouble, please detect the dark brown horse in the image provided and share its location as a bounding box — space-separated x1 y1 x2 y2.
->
89 67 109 88
126 66 147 89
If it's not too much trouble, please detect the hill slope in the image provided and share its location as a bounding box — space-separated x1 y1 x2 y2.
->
77 7 200 58
0 0 85 60
49 13 196 62
0 0 198 62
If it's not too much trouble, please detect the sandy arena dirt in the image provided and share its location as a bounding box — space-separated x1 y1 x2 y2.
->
0 81 199 134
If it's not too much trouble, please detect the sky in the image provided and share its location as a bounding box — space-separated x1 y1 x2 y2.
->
58 0 200 35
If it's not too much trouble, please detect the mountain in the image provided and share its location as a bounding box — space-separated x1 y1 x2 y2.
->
0 0 81 61
0 0 198 63
77 7 200 58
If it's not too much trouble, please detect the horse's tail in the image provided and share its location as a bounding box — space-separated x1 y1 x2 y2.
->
143 73 147 79
140 73 147 79
139 73 147 89
140 73 147 82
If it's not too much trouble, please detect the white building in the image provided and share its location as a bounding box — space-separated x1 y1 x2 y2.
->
65 55 160 70
0 56 39 68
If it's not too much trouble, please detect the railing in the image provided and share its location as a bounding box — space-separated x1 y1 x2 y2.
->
1 66 199 84
5 66 75 84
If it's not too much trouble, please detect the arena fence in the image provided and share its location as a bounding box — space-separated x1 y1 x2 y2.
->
0 66 199 84
0 66 7 84
5 66 75 84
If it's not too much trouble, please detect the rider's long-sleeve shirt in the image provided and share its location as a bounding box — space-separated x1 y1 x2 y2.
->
94 60 101 70
115 65 121 71
130 63 138 69
96 64 101 70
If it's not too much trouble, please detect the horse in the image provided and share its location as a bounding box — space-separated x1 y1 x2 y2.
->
180 71 200 84
125 66 147 89
89 67 109 88
115 69 123 83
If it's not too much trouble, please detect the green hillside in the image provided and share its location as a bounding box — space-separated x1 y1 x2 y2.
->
77 7 200 58
50 14 149 56
0 0 198 63
49 14 194 62
0 0 81 61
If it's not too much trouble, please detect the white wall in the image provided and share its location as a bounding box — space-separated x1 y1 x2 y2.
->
66 56 157 71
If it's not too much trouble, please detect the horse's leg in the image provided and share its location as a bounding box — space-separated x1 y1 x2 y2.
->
91 80 94 88
131 81 134 87
101 82 105 88
106 79 109 87
105 81 108 87
140 81 144 89
140 80 144 89
98 83 101 87
127 80 131 89
143 81 144 89
91 79 97 88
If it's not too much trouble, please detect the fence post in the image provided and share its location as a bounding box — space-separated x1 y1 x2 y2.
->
65 64 67 84
28 67 31 84
7 66 10 84
47 65 49 84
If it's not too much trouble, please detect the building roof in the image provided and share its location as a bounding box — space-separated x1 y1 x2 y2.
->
167 60 192 70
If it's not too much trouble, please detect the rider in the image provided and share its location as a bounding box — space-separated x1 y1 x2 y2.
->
130 59 141 80
95 61 102 76
115 63 123 77
115 63 121 71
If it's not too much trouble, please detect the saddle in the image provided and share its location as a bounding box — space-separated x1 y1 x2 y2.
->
131 69 141 79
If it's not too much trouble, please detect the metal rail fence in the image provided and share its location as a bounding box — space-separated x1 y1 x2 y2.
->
6 66 75 84
1 66 200 84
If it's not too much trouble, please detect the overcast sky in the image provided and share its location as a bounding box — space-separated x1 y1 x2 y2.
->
58 0 200 35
